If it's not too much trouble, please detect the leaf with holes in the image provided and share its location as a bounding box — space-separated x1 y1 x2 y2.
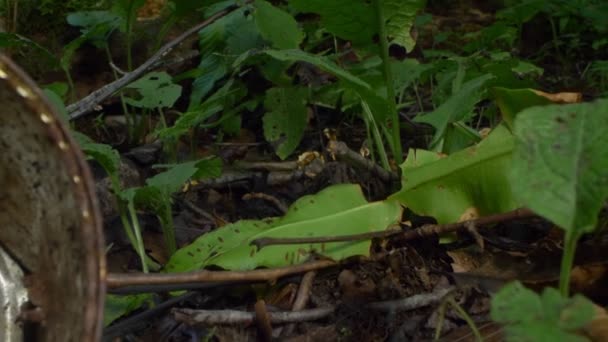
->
511 99 608 234
165 184 402 272
263 87 308 159
125 72 182 109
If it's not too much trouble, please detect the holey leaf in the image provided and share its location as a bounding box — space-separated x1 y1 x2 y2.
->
165 184 402 272
389 125 518 224
511 99 608 234
290 0 424 51
125 72 182 109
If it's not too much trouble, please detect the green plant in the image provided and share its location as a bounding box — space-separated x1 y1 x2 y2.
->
491 282 595 341
20 0 606 335
165 184 402 272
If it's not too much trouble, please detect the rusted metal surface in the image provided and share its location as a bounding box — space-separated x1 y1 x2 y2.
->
0 55 106 341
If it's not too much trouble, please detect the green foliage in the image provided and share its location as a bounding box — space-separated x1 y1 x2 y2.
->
511 99 608 235
290 0 424 51
42 85 70 122
263 87 308 159
125 72 183 109
72 131 121 189
261 49 395 163
154 80 249 142
254 0 303 49
165 184 402 272
491 282 595 342
491 87 552 129
22 0 608 334
124 158 223 255
104 293 154 327
389 125 517 224
111 0 146 33
414 74 494 150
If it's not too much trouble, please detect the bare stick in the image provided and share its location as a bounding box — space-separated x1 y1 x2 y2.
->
367 286 455 311
173 306 335 325
67 2 247 120
327 140 399 182
252 208 535 250
106 259 336 289
243 192 289 214
173 287 454 325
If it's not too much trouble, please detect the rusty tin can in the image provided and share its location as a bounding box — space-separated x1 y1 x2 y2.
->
0 55 106 341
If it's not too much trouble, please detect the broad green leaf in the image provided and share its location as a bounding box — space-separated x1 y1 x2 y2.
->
72 132 121 187
290 0 424 51
104 293 154 327
67 11 121 33
492 282 594 342
165 184 402 272
125 72 182 109
254 0 303 49
263 87 308 159
414 74 495 149
149 157 222 194
510 99 608 234
290 0 376 45
389 125 518 224
491 87 552 129
491 281 543 324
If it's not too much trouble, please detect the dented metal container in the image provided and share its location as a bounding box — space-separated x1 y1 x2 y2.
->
0 55 106 341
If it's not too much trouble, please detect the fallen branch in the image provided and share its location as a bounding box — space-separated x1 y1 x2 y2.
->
173 306 335 325
251 208 535 250
105 259 335 289
327 140 399 182
173 286 454 326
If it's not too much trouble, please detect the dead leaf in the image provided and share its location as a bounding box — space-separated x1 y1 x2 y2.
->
532 90 582 103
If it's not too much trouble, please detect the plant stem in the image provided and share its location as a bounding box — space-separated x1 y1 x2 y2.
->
361 100 391 170
161 201 177 256
127 200 149 273
125 0 135 72
448 296 482 341
559 231 579 296
118 203 161 272
105 45 133 140
373 0 403 164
